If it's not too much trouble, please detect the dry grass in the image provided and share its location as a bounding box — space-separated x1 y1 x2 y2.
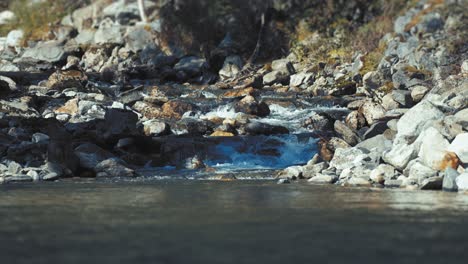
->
0 0 88 43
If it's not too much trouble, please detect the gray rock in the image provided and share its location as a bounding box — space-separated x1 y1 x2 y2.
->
408 161 438 184
74 143 115 170
327 137 351 152
410 85 430 103
142 120 171 137
418 12 444 34
277 178 291 184
125 26 155 52
346 176 372 187
74 29 96 45
263 71 285 85
363 121 388 140
396 101 444 141
278 166 303 179
8 161 22 175
381 94 400 111
174 56 208 77
387 119 398 131
0 76 17 93
302 162 329 179
330 147 377 172
334 121 360 146
94 18 123 45
308 173 337 184
384 179 403 188
392 90 413 107
448 133 468 164
290 72 314 87
21 41 66 63
383 142 417 170
271 59 293 74
416 127 450 170
95 158 135 177
420 176 443 190
360 101 386 125
32 133 49 144
456 173 468 192
43 173 60 181
454 109 468 128
5 30 23 50
362 71 384 90
357 135 393 154
442 168 459 192
370 164 397 183
219 56 243 80
345 111 366 130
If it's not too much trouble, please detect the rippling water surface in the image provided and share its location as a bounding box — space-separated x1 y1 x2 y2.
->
1 180 468 264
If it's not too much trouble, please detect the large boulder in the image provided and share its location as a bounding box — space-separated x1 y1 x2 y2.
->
416 127 451 170
396 101 444 141
383 142 417 170
21 41 66 63
359 101 385 125
448 133 468 164
234 96 270 117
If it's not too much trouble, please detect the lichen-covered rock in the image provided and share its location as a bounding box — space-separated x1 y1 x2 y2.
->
359 101 385 125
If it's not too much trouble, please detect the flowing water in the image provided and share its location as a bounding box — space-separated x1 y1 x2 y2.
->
1 180 468 264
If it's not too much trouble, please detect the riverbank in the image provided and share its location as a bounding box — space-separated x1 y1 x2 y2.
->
0 0 466 192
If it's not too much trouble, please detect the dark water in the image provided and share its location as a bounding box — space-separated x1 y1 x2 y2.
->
1 180 468 264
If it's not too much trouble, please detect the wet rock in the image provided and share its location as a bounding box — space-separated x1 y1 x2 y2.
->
183 155 205 170
173 118 213 136
308 173 337 184
397 101 444 140
210 131 235 137
448 133 468 164
345 111 366 131
277 178 291 184
442 168 459 192
370 164 397 184
46 70 88 90
174 56 208 77
0 76 17 95
244 122 289 136
303 162 329 179
21 41 66 64
334 121 359 146
161 100 194 120
100 108 139 140
384 179 403 188
359 101 385 125
95 158 135 177
95 18 123 45
142 120 171 137
410 85 430 103
278 166 303 180
223 87 254 98
408 161 438 184
74 143 115 170
32 133 49 144
346 176 372 187
234 96 270 117
219 56 243 80
330 147 376 172
43 173 60 181
456 173 468 192
420 176 443 190
303 112 334 131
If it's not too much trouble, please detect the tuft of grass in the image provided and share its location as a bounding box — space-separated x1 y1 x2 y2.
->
0 0 88 44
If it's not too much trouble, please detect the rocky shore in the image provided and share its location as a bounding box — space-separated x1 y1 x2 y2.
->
0 0 466 191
